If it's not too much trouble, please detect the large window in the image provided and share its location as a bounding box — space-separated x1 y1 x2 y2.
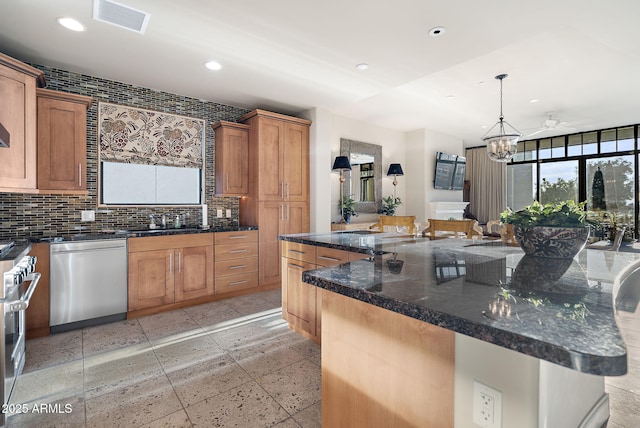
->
507 125 638 238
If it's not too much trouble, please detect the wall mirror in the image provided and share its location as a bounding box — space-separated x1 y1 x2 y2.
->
340 138 382 213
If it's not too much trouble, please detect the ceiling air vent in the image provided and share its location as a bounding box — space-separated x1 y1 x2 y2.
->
93 0 150 34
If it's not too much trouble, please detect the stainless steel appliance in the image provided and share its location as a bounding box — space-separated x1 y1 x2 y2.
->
1 243 40 426
50 239 127 333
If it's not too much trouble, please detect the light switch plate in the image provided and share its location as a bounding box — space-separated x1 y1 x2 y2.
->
226 209 231 218
81 210 95 222
216 209 223 218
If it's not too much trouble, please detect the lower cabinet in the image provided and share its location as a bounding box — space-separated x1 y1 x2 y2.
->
281 241 368 343
128 234 214 311
214 230 258 294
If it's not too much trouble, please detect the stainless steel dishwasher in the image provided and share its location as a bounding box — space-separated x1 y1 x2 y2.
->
50 239 127 333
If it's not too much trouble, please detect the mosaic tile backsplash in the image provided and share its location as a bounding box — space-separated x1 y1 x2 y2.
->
0 62 252 241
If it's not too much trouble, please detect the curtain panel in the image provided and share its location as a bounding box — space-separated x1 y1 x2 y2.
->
465 147 506 224
98 102 204 168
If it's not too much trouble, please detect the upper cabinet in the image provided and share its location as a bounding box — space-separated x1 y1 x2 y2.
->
240 110 310 202
0 52 45 192
212 120 250 196
37 88 92 193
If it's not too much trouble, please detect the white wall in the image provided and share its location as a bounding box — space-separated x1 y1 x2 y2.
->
305 108 464 232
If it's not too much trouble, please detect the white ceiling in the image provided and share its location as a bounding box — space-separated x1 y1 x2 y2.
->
2 0 640 147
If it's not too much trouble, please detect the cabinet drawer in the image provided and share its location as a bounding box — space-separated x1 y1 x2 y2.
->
282 241 316 263
316 247 352 266
215 242 258 260
215 230 258 245
215 257 258 278
215 272 258 294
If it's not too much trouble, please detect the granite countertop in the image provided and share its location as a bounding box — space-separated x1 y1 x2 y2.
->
282 232 640 376
27 225 259 243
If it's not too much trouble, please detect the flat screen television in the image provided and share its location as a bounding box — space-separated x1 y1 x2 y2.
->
434 151 466 190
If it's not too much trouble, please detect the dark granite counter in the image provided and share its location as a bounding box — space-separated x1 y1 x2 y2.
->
27 225 258 243
281 232 640 376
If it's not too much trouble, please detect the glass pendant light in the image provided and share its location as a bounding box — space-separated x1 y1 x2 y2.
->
482 74 521 162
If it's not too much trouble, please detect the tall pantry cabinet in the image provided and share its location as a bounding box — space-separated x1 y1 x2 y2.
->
239 109 311 287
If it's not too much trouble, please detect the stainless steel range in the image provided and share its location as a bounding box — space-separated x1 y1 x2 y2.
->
0 242 40 426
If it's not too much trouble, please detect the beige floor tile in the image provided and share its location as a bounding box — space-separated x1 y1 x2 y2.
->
82 319 148 357
184 381 289 428
24 330 83 372
292 402 322 428
84 344 163 399
11 359 84 405
272 417 303 428
138 308 204 343
257 358 322 415
152 331 224 372
209 311 286 351
228 336 307 379
142 409 192 428
167 353 251 407
85 375 182 427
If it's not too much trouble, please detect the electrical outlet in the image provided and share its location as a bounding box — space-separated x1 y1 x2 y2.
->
81 210 95 222
226 209 232 218
473 381 502 428
216 209 223 218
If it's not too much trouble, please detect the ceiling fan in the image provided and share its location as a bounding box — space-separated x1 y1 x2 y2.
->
526 113 576 137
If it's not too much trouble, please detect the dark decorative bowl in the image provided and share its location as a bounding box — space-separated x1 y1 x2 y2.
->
514 226 590 259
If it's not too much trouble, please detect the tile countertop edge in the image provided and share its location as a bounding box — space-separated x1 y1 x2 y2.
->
289 232 636 377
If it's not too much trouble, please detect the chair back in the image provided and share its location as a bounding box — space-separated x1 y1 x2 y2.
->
427 219 475 239
370 215 417 235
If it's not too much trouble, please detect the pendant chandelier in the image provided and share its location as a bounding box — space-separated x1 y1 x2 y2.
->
482 74 521 162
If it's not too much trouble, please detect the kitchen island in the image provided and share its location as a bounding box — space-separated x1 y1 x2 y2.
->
279 232 640 428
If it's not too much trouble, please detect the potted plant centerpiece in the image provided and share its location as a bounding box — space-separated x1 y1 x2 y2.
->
500 200 590 259
339 195 358 224
380 196 402 216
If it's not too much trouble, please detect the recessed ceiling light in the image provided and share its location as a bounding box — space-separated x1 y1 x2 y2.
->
530 99 539 103
356 63 369 70
481 125 489 129
57 17 86 32
446 95 455 100
205 60 222 71
429 26 446 37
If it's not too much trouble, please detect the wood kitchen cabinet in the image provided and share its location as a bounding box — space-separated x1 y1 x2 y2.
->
214 230 258 294
281 241 367 343
36 88 92 193
212 120 250 196
239 110 311 287
26 242 50 338
0 52 44 192
128 234 214 311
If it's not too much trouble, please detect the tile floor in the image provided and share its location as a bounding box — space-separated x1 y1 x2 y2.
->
7 289 321 427
6 287 640 427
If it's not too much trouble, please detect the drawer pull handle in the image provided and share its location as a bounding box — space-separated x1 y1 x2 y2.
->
229 235 247 239
318 256 340 262
230 249 248 253
288 249 305 254
229 265 246 270
229 280 247 286
288 263 305 269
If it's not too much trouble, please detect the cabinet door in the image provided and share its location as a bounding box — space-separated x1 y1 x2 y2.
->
175 245 214 301
283 202 310 235
257 117 284 200
0 63 37 190
37 92 87 191
128 249 175 310
283 121 309 202
282 257 317 336
258 201 284 286
213 122 249 196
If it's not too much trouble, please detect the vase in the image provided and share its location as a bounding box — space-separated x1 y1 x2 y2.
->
343 213 351 224
513 226 590 259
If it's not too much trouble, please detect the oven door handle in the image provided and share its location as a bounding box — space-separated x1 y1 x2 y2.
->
4 272 41 313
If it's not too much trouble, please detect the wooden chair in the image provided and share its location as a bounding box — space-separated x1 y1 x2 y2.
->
486 220 516 244
587 226 626 252
426 219 476 239
369 215 417 235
